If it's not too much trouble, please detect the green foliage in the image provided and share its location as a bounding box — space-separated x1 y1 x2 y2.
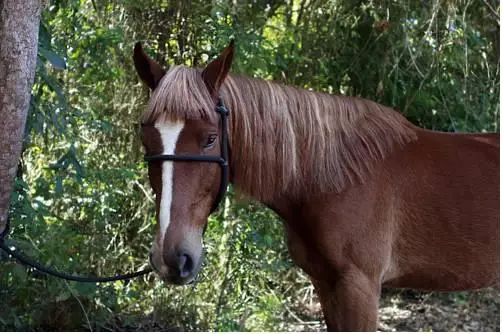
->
1 0 498 331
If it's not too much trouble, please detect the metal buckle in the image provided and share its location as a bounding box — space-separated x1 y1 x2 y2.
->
216 98 229 115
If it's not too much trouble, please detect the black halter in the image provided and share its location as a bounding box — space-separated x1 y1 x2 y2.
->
143 98 230 213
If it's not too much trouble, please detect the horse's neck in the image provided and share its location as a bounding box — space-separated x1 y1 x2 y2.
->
223 75 417 204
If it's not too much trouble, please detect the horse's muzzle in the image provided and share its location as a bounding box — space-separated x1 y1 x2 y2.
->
150 246 201 285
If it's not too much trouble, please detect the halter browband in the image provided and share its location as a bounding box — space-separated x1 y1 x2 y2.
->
143 98 230 214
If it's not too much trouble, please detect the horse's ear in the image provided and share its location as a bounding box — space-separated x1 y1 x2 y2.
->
202 40 234 97
133 42 166 90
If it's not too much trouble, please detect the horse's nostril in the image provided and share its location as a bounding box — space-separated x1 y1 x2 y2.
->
177 253 194 278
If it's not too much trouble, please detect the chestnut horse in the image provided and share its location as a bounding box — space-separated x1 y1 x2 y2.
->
133 41 499 331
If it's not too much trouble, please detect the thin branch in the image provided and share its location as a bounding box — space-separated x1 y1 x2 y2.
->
63 280 92 331
482 0 500 23
134 180 154 204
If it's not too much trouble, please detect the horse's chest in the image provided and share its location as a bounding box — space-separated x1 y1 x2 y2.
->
284 224 328 279
285 228 307 265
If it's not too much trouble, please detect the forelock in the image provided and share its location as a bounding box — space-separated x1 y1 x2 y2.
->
141 65 218 124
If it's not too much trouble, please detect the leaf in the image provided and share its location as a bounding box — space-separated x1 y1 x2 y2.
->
38 20 52 48
44 75 68 111
55 175 63 194
38 46 67 70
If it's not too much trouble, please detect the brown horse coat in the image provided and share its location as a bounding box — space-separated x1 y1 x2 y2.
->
134 42 499 331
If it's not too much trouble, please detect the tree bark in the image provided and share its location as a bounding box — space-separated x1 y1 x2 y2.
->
0 0 41 234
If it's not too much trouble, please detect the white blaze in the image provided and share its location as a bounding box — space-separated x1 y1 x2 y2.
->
155 121 185 246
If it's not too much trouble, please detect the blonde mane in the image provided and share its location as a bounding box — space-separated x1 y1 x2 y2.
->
142 65 418 202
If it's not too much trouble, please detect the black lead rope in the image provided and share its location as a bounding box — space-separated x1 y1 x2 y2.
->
0 219 152 283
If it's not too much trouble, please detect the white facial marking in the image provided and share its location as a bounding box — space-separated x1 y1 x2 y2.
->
155 121 185 247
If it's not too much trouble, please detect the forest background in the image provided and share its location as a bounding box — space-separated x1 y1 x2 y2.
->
0 0 499 331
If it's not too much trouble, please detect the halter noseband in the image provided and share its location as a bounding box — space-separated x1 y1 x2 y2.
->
143 98 230 213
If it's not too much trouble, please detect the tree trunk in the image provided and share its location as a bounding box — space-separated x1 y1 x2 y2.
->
0 0 41 234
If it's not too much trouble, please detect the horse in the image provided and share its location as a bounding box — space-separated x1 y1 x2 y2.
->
132 41 499 331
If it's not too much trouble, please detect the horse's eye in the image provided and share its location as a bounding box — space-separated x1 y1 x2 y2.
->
204 134 217 148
